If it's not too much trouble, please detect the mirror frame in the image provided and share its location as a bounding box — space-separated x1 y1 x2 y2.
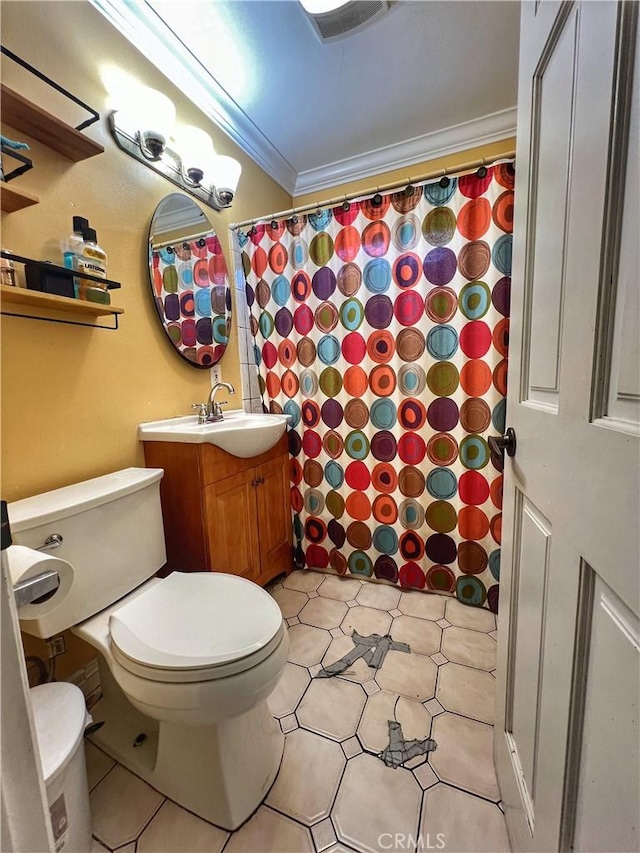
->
148 193 232 369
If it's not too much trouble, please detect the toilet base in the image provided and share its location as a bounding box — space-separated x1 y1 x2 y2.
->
89 695 284 830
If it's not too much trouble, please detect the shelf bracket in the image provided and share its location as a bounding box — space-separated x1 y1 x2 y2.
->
1 145 34 182
0 45 100 132
1 309 120 331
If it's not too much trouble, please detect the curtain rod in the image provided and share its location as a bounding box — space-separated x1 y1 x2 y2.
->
151 229 212 251
230 150 516 230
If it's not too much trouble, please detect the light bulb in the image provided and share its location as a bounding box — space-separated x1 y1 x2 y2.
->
209 155 242 206
176 125 216 185
300 0 350 13
136 88 176 160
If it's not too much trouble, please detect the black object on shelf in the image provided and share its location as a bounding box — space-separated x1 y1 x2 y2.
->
25 263 75 298
0 251 121 290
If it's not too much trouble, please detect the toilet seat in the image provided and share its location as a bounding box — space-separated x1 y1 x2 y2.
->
109 572 285 684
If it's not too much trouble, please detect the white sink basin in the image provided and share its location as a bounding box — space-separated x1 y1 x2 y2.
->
138 410 290 458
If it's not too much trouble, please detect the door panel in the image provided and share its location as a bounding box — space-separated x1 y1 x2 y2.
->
255 454 291 575
496 3 639 851
204 471 259 579
526 4 579 408
568 572 639 853
508 493 552 823
592 11 640 430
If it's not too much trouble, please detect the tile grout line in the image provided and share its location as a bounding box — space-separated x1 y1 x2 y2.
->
126 794 166 850
434 779 504 807
259 802 328 850
87 752 118 793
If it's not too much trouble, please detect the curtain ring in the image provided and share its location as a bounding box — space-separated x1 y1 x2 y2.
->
404 178 415 197
477 158 488 179
439 173 450 189
372 188 383 206
270 219 278 230
342 197 351 212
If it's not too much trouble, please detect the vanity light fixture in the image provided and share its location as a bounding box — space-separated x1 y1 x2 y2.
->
109 90 242 211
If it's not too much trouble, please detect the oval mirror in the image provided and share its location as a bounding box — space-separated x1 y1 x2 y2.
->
148 193 231 368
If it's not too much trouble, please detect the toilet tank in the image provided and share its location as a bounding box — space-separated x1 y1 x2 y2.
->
8 468 166 639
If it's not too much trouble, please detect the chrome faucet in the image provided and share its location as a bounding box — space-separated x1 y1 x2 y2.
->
192 382 236 423
207 382 236 422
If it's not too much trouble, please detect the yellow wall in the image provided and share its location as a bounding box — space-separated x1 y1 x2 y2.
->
0 0 291 502
293 138 516 209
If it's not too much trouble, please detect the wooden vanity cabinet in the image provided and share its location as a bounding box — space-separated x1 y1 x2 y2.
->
143 434 292 587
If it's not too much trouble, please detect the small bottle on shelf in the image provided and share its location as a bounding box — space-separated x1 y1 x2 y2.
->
75 227 110 304
62 216 89 272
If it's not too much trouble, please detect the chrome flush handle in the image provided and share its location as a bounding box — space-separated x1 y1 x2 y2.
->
37 533 64 551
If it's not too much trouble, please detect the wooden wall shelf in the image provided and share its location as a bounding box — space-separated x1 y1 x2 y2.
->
0 183 39 213
1 285 124 329
1 84 104 162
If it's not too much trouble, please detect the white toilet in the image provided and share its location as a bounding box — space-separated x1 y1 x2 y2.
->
9 468 289 830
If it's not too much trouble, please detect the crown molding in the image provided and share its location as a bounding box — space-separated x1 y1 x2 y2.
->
293 107 517 197
89 0 298 193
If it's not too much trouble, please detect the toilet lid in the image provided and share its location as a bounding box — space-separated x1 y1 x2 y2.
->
109 572 283 674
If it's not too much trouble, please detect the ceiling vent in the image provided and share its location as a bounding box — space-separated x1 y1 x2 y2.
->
301 1 389 42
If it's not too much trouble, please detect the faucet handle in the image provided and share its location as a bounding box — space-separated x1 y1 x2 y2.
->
212 401 229 418
192 402 208 423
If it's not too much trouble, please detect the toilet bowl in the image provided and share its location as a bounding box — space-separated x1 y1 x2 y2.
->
74 571 289 829
8 468 289 830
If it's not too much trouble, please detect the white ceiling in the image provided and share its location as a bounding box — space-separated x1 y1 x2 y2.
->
93 0 521 196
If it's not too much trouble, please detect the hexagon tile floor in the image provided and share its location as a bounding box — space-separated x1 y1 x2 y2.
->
89 570 510 853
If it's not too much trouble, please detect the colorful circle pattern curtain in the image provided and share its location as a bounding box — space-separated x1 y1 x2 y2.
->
239 164 514 611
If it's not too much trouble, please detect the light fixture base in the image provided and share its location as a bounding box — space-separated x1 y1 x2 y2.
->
213 188 234 208
138 130 167 160
186 166 205 185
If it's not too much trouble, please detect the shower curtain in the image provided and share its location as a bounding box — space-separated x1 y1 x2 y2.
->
237 163 513 611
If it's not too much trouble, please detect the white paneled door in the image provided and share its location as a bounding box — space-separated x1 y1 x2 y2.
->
495 2 639 852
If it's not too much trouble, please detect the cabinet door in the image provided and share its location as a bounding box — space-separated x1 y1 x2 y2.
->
255 454 292 580
204 470 259 580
